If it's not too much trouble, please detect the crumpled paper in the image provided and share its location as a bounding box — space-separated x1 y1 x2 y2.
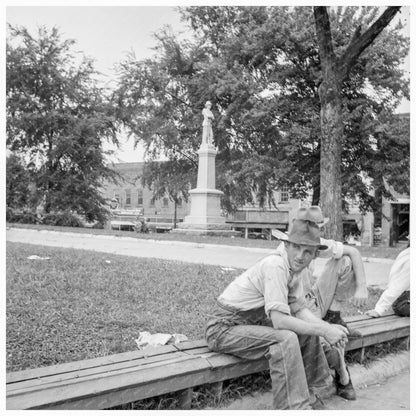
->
27 255 50 260
135 331 188 350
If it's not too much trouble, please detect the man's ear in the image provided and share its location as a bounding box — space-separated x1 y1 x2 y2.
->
314 249 320 259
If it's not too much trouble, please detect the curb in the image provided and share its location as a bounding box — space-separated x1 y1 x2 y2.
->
7 227 395 264
211 350 410 410
349 350 410 390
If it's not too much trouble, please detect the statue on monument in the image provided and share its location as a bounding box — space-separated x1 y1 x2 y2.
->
202 100 214 147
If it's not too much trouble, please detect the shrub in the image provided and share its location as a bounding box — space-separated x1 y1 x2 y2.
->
6 207 15 222
7 210 39 224
41 212 84 227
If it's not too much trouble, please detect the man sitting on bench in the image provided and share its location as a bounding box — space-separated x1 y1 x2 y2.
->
366 243 410 318
295 206 368 401
205 219 348 410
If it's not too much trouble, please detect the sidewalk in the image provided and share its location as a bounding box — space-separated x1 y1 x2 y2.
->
6 227 394 288
206 351 410 410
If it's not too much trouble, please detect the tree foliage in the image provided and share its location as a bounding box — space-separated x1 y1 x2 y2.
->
6 154 31 209
6 25 119 222
140 158 196 227
114 6 409 218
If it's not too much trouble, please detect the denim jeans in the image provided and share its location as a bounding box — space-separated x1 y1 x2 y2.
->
205 300 331 409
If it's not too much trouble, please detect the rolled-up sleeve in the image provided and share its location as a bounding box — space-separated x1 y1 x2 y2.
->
260 257 292 317
319 238 344 259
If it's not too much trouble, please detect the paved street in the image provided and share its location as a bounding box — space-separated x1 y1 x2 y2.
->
7 227 393 288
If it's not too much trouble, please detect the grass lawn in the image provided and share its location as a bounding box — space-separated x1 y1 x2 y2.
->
6 242 240 372
7 222 403 259
7 241 384 374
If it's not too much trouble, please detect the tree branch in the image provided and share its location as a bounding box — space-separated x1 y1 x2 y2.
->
337 6 401 80
154 133 198 167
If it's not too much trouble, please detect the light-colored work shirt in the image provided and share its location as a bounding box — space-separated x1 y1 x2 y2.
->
218 244 306 317
374 247 410 316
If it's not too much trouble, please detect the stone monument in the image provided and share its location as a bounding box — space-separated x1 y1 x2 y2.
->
173 101 239 236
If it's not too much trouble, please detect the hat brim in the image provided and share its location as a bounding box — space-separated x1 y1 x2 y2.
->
316 217 330 227
280 236 328 251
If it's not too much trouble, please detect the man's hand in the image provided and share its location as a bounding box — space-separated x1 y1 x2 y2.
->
365 309 380 318
323 324 349 346
351 286 368 308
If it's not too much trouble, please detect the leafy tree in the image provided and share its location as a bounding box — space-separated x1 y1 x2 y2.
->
140 159 196 227
114 7 409 224
6 154 31 209
6 25 119 222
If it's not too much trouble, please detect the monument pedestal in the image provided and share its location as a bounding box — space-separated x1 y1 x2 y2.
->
173 143 240 237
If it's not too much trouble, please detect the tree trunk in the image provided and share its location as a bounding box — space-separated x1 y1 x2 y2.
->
173 200 177 229
314 7 343 240
318 79 343 240
311 177 320 206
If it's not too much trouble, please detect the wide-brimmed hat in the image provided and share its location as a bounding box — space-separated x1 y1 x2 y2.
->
281 219 328 250
296 206 329 227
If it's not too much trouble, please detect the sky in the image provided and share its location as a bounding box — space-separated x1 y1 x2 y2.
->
5 2 412 163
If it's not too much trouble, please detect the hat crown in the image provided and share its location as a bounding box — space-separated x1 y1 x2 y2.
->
285 219 327 250
296 205 328 225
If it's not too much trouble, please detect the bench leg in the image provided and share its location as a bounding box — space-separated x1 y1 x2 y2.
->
359 347 366 364
178 388 193 409
210 381 223 404
399 336 410 351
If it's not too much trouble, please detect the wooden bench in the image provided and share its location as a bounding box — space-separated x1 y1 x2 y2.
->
6 314 409 410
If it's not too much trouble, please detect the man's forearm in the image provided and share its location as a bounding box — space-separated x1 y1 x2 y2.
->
296 307 325 324
270 309 330 337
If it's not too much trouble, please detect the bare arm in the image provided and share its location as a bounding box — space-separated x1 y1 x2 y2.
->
342 245 368 307
270 309 348 346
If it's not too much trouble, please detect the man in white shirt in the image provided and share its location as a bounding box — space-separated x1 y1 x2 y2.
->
366 245 410 317
205 219 349 410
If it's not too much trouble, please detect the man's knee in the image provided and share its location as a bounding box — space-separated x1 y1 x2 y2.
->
267 330 300 359
392 290 410 317
338 256 353 276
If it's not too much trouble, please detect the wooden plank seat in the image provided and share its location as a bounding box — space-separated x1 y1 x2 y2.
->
6 314 409 410
344 313 410 352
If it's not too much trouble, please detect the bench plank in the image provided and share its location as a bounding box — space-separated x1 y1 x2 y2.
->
7 339 207 384
7 355 208 409
7 352 269 410
7 350 196 392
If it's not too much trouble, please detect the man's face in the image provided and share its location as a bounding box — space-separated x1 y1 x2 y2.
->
285 241 318 272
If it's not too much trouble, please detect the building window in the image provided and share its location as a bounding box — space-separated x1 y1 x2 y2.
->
149 197 155 207
177 197 182 207
280 186 289 203
137 189 143 205
114 192 120 203
125 189 131 205
163 197 169 207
